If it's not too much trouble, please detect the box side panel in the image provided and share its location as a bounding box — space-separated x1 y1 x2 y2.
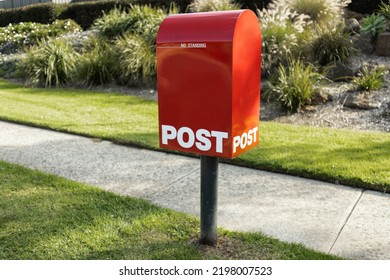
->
231 10 261 158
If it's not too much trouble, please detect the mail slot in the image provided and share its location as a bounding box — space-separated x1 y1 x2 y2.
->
157 10 261 158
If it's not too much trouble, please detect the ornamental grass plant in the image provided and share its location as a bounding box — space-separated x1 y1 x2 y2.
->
268 58 326 112
75 35 117 87
93 5 168 40
353 65 388 91
257 5 309 75
258 0 352 75
115 33 157 87
287 0 351 29
310 25 355 66
20 38 77 87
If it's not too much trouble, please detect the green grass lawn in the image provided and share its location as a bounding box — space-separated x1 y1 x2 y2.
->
0 79 389 192
0 160 338 260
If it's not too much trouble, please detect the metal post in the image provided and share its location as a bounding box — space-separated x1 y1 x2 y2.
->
200 155 219 246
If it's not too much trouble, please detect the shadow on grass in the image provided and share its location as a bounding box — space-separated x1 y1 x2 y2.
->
0 81 24 90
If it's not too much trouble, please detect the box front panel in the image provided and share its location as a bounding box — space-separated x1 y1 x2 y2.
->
157 42 233 158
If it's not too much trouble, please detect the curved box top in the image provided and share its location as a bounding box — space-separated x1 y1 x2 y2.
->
157 9 256 44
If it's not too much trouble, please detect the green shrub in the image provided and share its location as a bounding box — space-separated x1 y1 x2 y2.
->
92 8 130 39
0 10 21 27
310 25 354 66
0 3 62 27
353 65 387 91
379 0 390 19
115 33 156 87
93 5 167 40
361 14 386 37
189 0 241 12
19 3 64 23
20 38 77 87
268 59 326 112
92 4 178 87
0 20 81 54
74 35 117 87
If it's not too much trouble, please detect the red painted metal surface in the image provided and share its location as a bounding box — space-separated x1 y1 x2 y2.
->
157 10 261 158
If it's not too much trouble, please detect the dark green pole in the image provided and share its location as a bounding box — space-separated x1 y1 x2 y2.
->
200 155 219 246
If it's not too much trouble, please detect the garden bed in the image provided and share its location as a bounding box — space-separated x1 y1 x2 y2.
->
262 53 390 133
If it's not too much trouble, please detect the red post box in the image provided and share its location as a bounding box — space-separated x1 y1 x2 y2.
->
157 10 261 159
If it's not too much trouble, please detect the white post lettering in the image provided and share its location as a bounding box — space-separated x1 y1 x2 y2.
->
240 132 248 149
195 129 212 151
233 135 240 153
212 131 228 153
247 129 253 146
161 125 176 145
177 127 195 148
252 127 259 143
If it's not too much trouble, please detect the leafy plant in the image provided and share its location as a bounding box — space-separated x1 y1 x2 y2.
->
20 38 77 87
189 0 241 12
93 4 178 87
361 14 386 37
74 35 117 87
115 33 156 87
378 0 390 20
268 58 326 112
93 5 167 40
353 65 387 91
310 25 354 66
92 8 131 39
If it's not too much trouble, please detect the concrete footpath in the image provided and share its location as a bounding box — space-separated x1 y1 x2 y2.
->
0 121 389 260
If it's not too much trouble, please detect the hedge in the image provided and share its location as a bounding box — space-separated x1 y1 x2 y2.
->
0 3 62 27
58 1 131 29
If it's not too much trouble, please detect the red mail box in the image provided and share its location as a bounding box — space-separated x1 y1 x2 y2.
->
157 10 261 158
